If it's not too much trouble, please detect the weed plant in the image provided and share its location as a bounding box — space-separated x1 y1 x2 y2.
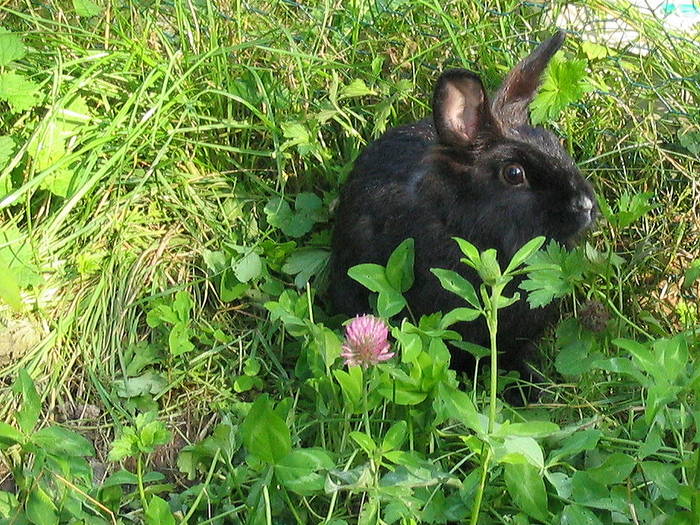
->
0 1 699 524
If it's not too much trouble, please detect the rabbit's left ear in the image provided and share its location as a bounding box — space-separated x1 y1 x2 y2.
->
491 30 565 130
433 69 493 146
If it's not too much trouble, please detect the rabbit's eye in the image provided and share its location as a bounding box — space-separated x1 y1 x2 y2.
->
501 163 526 186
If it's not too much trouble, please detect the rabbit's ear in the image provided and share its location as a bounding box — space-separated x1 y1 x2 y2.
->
433 69 492 146
491 30 565 130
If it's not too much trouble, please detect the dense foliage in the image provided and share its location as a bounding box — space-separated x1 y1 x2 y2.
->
0 1 698 524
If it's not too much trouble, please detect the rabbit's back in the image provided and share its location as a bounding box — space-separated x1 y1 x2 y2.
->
330 119 439 314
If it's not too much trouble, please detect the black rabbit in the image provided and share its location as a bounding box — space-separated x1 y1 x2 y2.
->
330 31 597 379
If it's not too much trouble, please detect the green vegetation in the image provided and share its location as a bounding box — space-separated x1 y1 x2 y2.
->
1 1 698 523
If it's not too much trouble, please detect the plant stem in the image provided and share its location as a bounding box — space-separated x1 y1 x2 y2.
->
487 284 502 434
469 282 503 524
469 445 492 525
136 454 148 511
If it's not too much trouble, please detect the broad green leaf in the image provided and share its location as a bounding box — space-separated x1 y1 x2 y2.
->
531 57 590 124
240 394 291 464
0 135 15 170
560 504 604 525
381 421 407 452
0 226 42 289
347 263 391 293
168 322 194 356
172 290 193 322
385 238 414 293
349 431 377 455
26 485 58 525
0 71 40 112
275 448 335 496
440 307 480 328
219 268 248 302
340 78 376 98
547 429 602 464
31 426 94 457
72 0 103 17
0 490 19 517
144 496 175 525
587 453 636 486
570 471 623 512
641 461 681 500
392 325 422 363
358 496 379 525
494 421 560 438
434 382 484 433
0 28 26 66
505 236 546 274
493 436 544 470
682 260 700 289
612 338 658 379
333 366 363 412
655 335 688 384
13 369 40 434
113 371 167 398
108 426 138 461
0 258 22 311
0 422 23 449
376 286 406 318
431 268 480 309
504 463 548 522
101 469 139 488
232 251 262 283
452 237 480 264
281 247 329 288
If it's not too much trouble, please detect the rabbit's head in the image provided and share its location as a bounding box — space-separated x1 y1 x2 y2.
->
428 31 596 256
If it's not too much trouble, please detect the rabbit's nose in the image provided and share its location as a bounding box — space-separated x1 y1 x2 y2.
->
572 195 594 213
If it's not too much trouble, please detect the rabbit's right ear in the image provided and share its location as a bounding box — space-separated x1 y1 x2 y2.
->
433 69 493 147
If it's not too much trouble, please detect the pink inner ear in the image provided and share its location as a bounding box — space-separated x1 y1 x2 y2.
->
443 80 484 141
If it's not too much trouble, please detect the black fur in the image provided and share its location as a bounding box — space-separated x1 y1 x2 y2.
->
330 31 597 377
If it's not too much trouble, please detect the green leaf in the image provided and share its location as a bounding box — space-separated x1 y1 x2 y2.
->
168 322 194 356
505 236 546 274
0 28 26 66
13 369 40 434
478 249 502 284
0 225 42 290
560 504 604 525
340 78 376 98
453 237 480 264
172 290 193 322
392 324 422 363
504 463 548 522
0 258 22 311
281 247 329 288
433 382 484 433
493 436 544 470
72 0 103 17
385 238 414 293
108 426 138 461
31 427 94 457
26 485 58 525
0 71 40 112
275 448 335 496
547 429 602 464
493 421 560 438
641 461 681 500
232 251 262 283
348 262 406 317
0 490 19 517
587 453 636 486
440 307 480 329
264 194 324 238
0 422 23 449
240 395 291 464
381 421 407 452
144 496 175 525
431 268 480 309
520 241 586 308
114 371 168 398
682 260 700 289
531 57 590 124
333 366 363 413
